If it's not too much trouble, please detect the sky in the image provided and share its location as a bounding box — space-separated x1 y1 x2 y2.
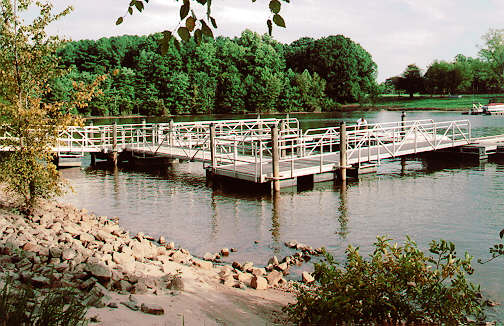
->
46 0 504 82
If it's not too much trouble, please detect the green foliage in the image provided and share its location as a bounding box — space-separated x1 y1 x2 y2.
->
479 228 504 264
424 61 465 95
395 64 424 98
0 0 103 209
286 35 378 103
0 275 88 326
285 236 484 325
479 29 504 87
55 30 371 116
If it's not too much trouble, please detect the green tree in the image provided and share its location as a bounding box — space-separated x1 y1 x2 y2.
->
286 35 377 103
0 0 101 209
479 28 504 90
397 64 424 98
165 71 191 114
424 61 464 95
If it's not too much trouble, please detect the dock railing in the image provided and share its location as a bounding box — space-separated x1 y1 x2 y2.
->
214 119 472 182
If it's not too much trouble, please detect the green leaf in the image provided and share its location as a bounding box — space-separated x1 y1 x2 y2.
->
273 14 285 28
128 7 133 15
201 20 213 38
186 17 196 32
134 1 144 12
269 0 281 14
180 2 190 20
267 19 272 36
194 29 202 45
195 0 207 4
500 228 504 239
160 31 172 55
115 17 123 25
177 27 190 41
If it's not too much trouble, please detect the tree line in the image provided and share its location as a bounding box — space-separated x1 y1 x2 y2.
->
52 30 378 116
385 29 504 97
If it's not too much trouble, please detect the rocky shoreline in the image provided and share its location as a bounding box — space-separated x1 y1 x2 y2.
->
0 199 322 324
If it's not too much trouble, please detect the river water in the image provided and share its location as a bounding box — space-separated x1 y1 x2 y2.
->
61 111 504 320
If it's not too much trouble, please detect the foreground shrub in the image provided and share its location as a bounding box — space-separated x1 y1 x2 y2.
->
0 276 88 326
285 236 485 324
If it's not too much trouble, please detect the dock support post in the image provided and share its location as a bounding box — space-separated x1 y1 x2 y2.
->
169 119 174 146
401 111 406 140
257 114 263 137
90 153 96 166
210 124 217 174
280 119 286 159
111 122 118 166
271 125 280 192
339 122 347 182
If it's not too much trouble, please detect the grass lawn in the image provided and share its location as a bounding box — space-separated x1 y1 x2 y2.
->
373 94 504 110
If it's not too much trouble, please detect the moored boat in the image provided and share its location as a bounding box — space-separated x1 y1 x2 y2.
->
482 103 504 115
462 104 484 115
462 102 504 115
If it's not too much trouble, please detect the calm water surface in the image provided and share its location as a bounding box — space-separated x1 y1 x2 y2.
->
62 111 504 320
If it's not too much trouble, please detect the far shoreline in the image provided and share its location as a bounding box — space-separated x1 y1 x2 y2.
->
82 106 468 121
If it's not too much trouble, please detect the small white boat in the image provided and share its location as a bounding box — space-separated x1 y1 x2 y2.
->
482 103 504 115
462 104 485 115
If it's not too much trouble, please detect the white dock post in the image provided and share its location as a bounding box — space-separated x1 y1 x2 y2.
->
210 124 217 174
271 125 280 192
112 122 118 166
169 119 174 146
339 122 347 182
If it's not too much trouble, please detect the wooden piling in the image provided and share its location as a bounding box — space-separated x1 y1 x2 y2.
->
339 122 347 182
210 124 217 174
271 125 280 192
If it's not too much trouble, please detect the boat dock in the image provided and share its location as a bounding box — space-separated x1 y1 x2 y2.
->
32 116 504 189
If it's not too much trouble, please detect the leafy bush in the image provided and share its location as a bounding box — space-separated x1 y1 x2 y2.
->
0 276 88 326
285 236 485 325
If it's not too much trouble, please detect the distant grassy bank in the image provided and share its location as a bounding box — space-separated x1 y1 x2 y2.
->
372 94 504 111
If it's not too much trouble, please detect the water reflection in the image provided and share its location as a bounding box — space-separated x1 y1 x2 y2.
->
271 193 281 248
401 157 407 176
336 181 349 239
210 189 219 241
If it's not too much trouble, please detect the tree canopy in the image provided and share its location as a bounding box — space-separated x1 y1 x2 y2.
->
53 30 378 116
286 36 378 102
